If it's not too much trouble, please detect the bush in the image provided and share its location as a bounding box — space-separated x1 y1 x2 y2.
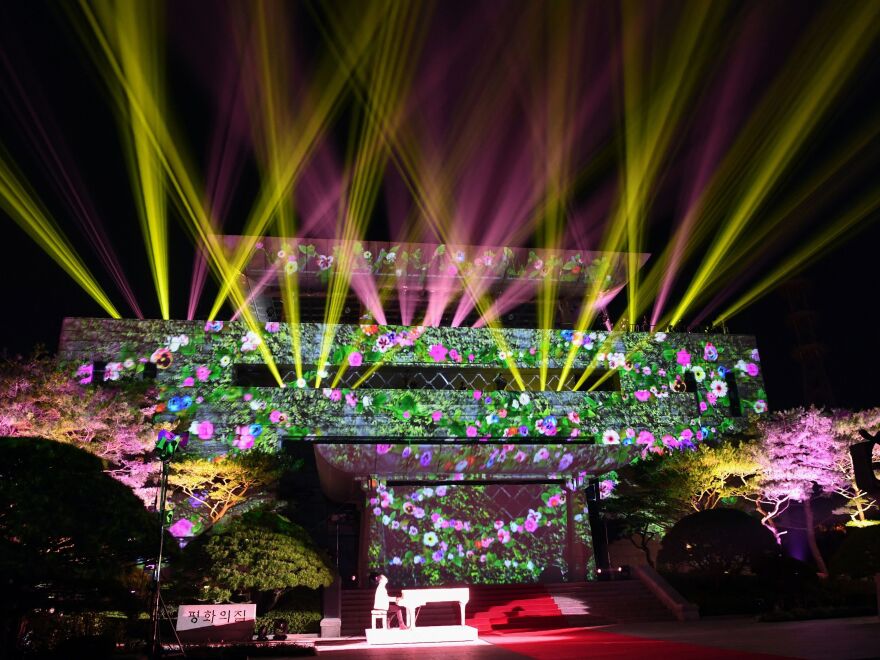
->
658 508 778 575
254 609 322 634
829 525 880 578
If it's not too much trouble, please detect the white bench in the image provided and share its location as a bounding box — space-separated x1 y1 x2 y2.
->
370 609 387 629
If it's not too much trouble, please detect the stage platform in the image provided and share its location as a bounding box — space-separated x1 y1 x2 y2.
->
365 624 479 645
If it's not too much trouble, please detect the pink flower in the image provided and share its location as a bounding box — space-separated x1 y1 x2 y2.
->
473 390 482 400
567 411 581 424
449 349 460 362
676 349 691 366
680 428 694 441
699 401 708 412
432 410 442 422
349 351 363 367
168 518 194 538
524 517 538 533
376 444 392 455
746 362 759 377
637 430 655 446
264 322 280 333
548 494 561 507
429 344 448 362
235 434 255 450
196 365 211 381
634 390 651 402
346 392 358 407
466 425 478 437
497 529 511 544
330 389 342 402
662 434 679 449
468 353 475 362
196 421 214 439
403 410 411 419
706 392 717 405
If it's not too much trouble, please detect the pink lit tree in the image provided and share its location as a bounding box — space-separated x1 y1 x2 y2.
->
0 352 160 506
748 406 848 575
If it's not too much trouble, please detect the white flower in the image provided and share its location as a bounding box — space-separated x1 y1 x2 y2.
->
362 395 372 408
603 429 620 444
498 351 508 361
285 261 298 275
735 359 748 373
654 332 667 342
363 250 372 260
519 392 531 405
296 378 307 388
220 355 232 367
323 388 332 397
691 366 706 382
710 379 728 398
386 251 397 263
317 369 329 379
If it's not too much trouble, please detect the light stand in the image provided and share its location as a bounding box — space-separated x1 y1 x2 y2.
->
149 430 187 658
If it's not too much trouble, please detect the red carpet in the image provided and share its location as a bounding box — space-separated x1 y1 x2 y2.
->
484 627 786 659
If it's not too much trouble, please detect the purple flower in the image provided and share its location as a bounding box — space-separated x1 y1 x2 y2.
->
432 550 445 561
519 426 529 436
376 444 392 455
420 451 433 467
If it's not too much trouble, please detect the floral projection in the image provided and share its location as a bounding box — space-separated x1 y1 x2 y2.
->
366 482 593 585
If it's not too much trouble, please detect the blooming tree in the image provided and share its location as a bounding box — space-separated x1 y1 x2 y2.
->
748 406 849 574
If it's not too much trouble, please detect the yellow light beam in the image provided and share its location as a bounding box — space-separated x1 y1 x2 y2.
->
670 2 880 326
0 150 121 318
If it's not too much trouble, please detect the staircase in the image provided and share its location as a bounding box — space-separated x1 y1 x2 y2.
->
340 580 675 636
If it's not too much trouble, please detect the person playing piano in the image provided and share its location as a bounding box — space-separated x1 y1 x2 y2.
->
373 574 408 629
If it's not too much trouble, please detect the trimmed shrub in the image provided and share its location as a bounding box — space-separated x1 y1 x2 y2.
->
658 508 778 575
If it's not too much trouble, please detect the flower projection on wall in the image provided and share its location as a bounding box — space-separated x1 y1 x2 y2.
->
59 318 767 461
58 317 766 535
366 482 593 586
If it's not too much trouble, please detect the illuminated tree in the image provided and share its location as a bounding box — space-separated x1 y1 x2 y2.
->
748 407 847 575
663 441 762 512
167 452 285 529
188 510 334 611
0 353 159 505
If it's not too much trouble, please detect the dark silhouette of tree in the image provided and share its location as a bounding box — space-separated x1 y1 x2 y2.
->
658 509 778 576
0 437 160 652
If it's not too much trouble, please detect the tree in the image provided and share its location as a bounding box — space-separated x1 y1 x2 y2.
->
603 459 692 567
748 407 847 575
657 509 778 576
605 440 761 566
0 353 159 505
189 510 334 612
0 438 160 652
167 452 285 529
663 441 762 512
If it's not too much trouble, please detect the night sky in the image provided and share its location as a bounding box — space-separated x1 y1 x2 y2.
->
1 1 879 412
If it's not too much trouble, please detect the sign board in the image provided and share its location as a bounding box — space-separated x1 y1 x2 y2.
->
176 604 257 642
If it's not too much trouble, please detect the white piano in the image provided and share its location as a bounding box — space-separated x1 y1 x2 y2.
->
396 587 470 628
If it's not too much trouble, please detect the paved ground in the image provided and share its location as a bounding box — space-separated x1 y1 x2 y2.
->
308 616 880 660
602 616 880 660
